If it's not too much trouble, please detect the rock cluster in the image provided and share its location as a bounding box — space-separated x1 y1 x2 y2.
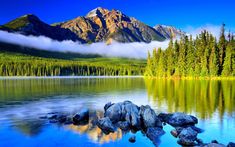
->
41 101 235 147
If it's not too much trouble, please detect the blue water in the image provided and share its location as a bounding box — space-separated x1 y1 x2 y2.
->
0 77 234 147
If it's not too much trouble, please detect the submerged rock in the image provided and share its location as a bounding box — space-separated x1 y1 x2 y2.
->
73 108 89 124
129 135 136 143
227 142 235 147
204 143 226 147
177 127 198 146
57 115 68 123
97 117 115 134
146 127 165 145
139 105 162 128
46 113 71 124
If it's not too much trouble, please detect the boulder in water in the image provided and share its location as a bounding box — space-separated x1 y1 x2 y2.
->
73 108 89 124
97 117 115 134
139 105 162 128
177 127 198 146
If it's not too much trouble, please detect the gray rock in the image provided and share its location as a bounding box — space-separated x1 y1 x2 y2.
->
175 127 184 134
117 121 130 130
191 126 204 133
97 117 115 134
73 108 89 124
167 112 198 127
227 142 235 147
204 143 226 147
123 102 141 129
104 102 123 122
177 127 198 146
104 101 141 128
104 102 113 111
129 135 136 143
146 127 165 146
196 138 204 145
139 105 162 128
158 113 173 122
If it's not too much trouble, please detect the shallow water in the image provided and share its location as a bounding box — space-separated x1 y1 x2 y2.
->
0 77 234 147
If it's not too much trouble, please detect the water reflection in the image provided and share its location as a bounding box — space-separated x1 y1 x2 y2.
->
145 79 235 120
67 125 123 144
0 77 234 146
0 77 145 102
14 120 45 137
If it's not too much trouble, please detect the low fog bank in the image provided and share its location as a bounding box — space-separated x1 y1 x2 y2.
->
0 31 169 59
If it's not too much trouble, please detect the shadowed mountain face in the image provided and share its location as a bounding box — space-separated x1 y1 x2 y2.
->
0 14 83 42
0 7 183 43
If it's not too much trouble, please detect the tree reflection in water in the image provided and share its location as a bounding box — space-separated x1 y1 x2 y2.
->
144 79 235 120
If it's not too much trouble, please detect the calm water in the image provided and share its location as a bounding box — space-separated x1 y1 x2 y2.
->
0 77 234 147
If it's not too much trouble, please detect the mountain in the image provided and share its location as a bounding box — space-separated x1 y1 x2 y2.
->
0 7 183 43
0 14 83 42
154 25 184 38
58 7 166 43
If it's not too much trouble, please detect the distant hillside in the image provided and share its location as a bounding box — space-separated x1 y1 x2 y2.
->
1 14 83 42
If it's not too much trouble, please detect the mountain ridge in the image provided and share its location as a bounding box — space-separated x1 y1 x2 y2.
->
0 7 183 43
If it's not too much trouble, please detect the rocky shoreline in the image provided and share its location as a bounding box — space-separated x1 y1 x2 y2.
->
41 101 235 147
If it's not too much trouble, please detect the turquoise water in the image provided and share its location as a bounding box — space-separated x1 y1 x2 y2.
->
0 77 234 146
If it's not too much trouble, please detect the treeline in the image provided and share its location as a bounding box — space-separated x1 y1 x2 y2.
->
0 42 145 76
145 24 235 78
0 61 144 76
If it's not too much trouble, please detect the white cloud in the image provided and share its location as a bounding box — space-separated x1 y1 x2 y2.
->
0 31 169 59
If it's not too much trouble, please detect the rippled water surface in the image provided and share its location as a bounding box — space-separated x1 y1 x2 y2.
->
0 77 234 147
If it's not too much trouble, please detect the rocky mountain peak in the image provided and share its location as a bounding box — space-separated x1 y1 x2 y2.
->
154 24 184 39
86 7 109 18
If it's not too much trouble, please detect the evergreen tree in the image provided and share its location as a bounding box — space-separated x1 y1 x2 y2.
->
218 23 227 73
156 48 167 77
166 38 174 76
209 39 219 76
145 51 153 76
222 42 233 76
186 35 195 76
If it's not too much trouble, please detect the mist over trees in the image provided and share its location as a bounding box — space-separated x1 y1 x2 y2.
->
145 24 235 78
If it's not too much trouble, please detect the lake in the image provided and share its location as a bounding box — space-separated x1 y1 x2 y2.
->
0 77 234 147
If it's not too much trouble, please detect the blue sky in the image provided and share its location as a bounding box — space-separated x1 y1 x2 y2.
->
0 0 234 30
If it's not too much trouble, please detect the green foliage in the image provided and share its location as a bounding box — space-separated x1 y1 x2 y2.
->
0 51 146 76
222 42 233 76
145 24 234 78
4 15 30 30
